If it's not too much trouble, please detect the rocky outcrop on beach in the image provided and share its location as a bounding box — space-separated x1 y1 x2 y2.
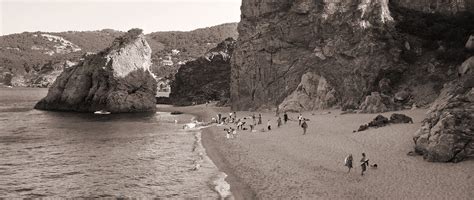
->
231 0 473 113
413 57 474 162
169 38 236 106
356 113 413 132
35 29 157 113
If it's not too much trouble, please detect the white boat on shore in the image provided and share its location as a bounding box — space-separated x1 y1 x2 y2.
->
94 110 111 115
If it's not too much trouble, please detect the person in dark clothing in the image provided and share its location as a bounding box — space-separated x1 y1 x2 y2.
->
301 120 308 135
360 153 369 176
344 154 353 173
283 112 288 124
258 114 262 125
277 116 282 128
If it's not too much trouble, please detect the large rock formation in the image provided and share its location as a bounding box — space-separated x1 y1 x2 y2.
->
169 38 236 106
231 0 473 112
413 77 473 162
232 0 403 111
35 29 157 113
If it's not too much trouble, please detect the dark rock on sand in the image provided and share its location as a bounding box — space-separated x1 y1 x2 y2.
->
389 113 413 124
413 59 473 162
169 38 235 106
35 29 157 113
368 115 390 128
356 113 413 132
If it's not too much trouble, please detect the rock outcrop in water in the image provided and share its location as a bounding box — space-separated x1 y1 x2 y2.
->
413 56 474 162
169 38 236 106
35 29 157 113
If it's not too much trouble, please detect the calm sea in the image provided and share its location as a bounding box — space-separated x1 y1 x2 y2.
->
0 87 229 198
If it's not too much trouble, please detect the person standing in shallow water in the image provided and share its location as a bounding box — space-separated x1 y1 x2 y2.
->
258 114 262 125
252 114 256 125
360 153 369 176
283 112 288 124
344 154 353 173
301 119 308 135
298 113 303 125
277 116 282 128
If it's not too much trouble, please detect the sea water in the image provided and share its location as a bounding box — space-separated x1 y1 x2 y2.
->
0 88 231 198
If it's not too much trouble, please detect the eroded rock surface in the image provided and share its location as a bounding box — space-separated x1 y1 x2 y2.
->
413 58 473 162
279 72 336 112
35 29 157 113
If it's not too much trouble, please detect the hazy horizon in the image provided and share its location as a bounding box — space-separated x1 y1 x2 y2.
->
0 0 241 36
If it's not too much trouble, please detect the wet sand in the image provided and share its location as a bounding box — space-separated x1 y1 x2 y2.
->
158 104 474 199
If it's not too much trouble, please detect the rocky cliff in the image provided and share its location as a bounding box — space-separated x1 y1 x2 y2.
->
413 56 473 162
232 0 403 111
231 0 473 112
35 29 157 113
169 38 236 106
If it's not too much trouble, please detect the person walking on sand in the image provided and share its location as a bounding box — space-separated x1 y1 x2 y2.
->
252 114 256 125
267 120 272 131
258 114 262 125
344 154 353 173
298 113 303 125
301 120 308 135
283 112 288 124
277 116 282 128
360 153 369 176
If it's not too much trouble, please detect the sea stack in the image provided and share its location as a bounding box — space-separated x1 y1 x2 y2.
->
35 29 157 113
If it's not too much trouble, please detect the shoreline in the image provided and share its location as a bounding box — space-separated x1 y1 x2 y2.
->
158 104 474 199
156 104 256 200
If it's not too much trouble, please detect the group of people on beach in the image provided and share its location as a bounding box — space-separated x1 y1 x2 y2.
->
213 110 378 176
344 153 377 176
216 111 310 138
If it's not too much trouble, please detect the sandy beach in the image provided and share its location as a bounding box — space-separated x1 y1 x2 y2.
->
158 104 474 199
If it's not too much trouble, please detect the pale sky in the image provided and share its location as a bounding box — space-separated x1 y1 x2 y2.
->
0 0 242 35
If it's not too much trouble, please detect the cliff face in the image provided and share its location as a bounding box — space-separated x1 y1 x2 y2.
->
170 38 236 106
35 29 157 113
232 0 403 111
231 0 473 111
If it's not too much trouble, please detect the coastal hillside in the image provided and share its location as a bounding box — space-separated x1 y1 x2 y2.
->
0 23 238 88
